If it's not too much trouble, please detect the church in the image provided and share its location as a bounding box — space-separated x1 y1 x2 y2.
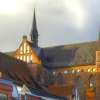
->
7 9 100 100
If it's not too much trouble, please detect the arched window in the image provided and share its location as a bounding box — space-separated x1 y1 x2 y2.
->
88 75 95 88
56 72 65 85
72 76 85 100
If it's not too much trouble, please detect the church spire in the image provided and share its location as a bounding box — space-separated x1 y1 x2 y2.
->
30 8 38 47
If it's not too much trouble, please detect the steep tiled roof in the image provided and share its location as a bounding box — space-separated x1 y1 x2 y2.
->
42 41 98 68
1 52 66 99
0 52 43 89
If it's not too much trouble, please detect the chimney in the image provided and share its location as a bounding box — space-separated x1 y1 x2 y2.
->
23 35 27 41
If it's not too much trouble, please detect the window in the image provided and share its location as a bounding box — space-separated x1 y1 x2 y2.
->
24 43 26 54
89 75 95 88
77 69 80 73
20 46 23 54
64 70 68 74
56 72 65 85
27 55 30 63
17 56 19 59
27 46 30 53
23 56 26 61
0 93 7 100
88 69 91 72
30 55 32 61
20 56 22 60
53 72 56 75
72 70 75 74
0 72 2 78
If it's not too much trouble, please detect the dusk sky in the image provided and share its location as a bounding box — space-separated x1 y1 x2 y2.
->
0 0 100 52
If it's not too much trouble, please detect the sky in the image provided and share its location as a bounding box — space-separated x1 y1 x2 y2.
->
0 0 100 52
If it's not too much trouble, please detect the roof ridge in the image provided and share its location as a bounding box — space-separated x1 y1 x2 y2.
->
42 41 97 49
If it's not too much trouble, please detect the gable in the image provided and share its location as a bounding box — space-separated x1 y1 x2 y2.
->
15 40 41 64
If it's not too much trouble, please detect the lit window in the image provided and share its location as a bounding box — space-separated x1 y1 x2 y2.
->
20 46 23 54
72 70 75 73
27 46 30 53
53 72 56 75
20 46 22 51
17 86 22 92
88 69 91 72
64 70 68 74
24 43 26 54
17 56 19 59
31 55 32 61
27 55 30 63
20 56 22 60
24 56 26 61
77 69 80 72
0 72 2 78
90 83 93 87
93 68 96 72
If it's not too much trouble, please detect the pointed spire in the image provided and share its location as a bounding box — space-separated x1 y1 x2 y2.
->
30 8 38 47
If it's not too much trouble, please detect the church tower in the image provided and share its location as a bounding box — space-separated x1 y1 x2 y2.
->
30 8 38 47
96 31 100 67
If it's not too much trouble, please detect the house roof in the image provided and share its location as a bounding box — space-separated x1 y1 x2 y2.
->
0 52 66 99
0 52 44 90
42 41 98 68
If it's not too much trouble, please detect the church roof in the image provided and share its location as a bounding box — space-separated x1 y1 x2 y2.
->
5 41 98 69
42 41 98 68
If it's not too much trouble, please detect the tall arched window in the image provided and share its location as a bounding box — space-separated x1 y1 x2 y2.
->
56 72 65 85
88 75 95 88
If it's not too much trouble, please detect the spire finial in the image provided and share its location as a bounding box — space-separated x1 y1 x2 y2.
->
30 8 38 47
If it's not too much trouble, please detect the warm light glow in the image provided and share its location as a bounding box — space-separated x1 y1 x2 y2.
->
0 72 2 78
24 43 26 54
24 56 26 61
88 69 91 72
20 46 23 54
77 69 80 72
27 55 30 63
20 56 22 60
27 46 30 53
0 0 18 15
17 56 19 59
93 68 96 72
64 70 68 74
72 70 75 73
31 55 32 61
